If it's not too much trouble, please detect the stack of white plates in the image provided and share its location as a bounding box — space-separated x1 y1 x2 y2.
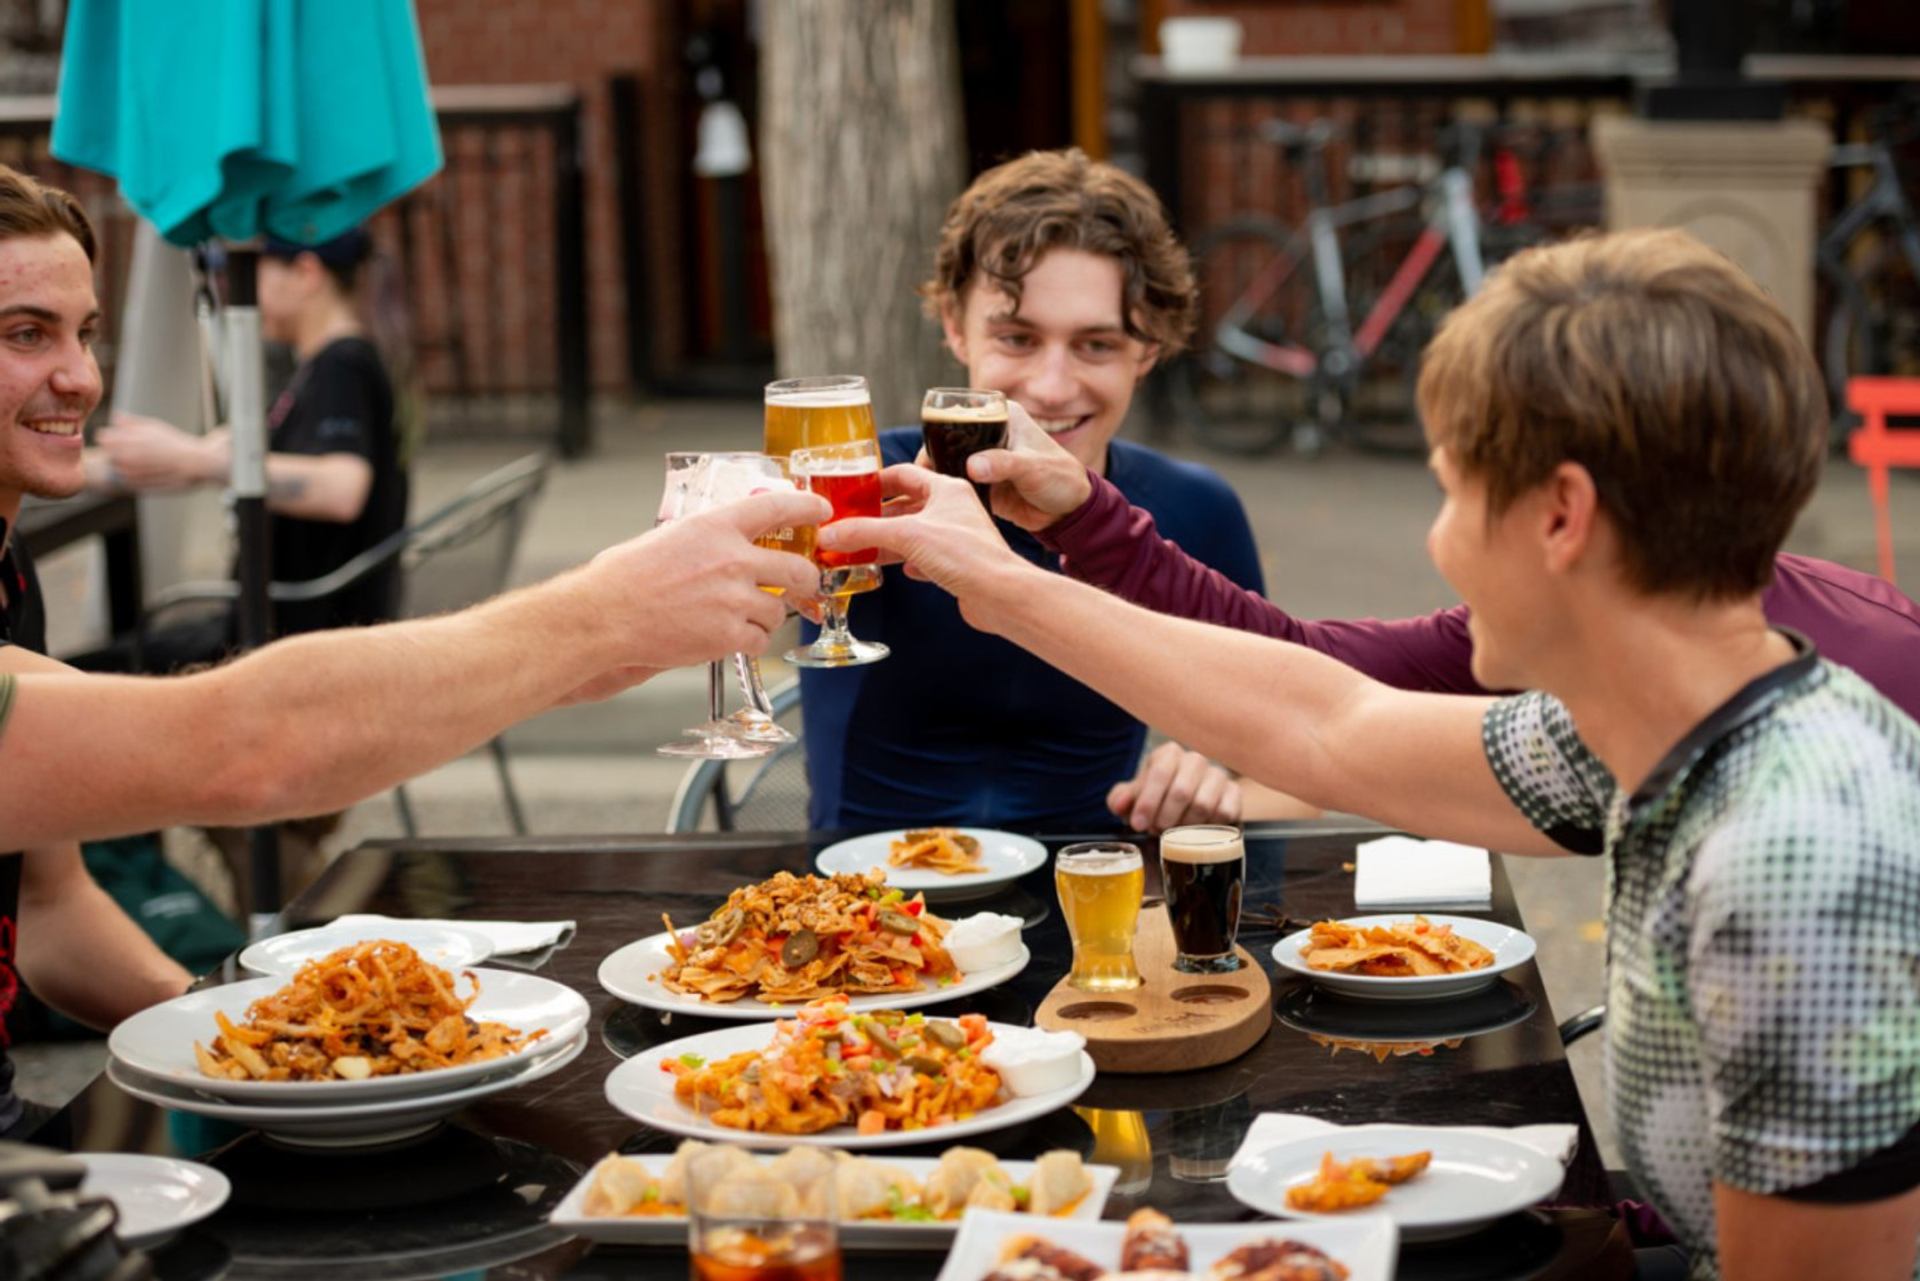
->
105 970 591 1147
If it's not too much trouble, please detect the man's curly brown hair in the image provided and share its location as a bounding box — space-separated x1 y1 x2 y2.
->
920 149 1196 355
0 164 95 262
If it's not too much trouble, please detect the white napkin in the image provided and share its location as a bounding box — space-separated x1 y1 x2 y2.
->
1353 836 1492 911
1230 1111 1579 1170
329 914 575 957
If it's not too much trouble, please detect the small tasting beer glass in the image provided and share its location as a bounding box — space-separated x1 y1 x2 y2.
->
921 387 1008 505
786 439 889 668
689 1146 840 1281
1055 842 1145 992
1159 824 1246 974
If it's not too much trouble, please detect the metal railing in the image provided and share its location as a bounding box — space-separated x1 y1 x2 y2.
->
0 85 592 458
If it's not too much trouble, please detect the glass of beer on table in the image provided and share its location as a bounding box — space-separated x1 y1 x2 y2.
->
690 1146 840 1281
785 438 889 668
1055 842 1145 992
921 387 1008 506
1160 824 1246 974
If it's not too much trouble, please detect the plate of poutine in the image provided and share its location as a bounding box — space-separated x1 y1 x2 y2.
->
599 870 1028 1020
815 828 1048 900
1271 914 1535 1001
605 999 1094 1149
108 941 590 1102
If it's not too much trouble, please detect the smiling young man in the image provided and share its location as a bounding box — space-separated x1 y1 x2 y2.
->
825 229 1920 1280
799 149 1265 834
0 165 827 1140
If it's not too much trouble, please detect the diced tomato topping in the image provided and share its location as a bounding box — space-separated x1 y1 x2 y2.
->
905 900 924 916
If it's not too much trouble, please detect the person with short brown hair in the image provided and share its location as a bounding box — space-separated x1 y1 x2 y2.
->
800 148 1264 836
826 228 1920 1279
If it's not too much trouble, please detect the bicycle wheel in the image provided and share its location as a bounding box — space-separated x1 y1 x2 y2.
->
1171 216 1323 456
1340 220 1541 455
1822 242 1919 442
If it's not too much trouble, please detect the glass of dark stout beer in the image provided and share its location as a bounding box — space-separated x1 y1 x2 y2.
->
1160 825 1246 973
921 387 1009 506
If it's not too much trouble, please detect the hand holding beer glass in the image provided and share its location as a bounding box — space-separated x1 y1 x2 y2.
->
689 1146 840 1281
1160 825 1246 973
922 387 1009 507
1055 842 1145 992
785 439 889 668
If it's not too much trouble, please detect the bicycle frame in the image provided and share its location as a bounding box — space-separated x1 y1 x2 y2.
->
1819 142 1920 285
1212 165 1486 385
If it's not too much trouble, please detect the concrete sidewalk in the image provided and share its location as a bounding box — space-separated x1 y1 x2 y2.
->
19 395 1917 1160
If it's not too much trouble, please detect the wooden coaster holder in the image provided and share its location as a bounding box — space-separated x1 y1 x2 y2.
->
1034 908 1270 1074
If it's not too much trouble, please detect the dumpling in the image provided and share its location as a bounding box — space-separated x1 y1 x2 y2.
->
703 1167 801 1219
767 1147 836 1216
675 1143 755 1210
1027 1150 1093 1216
582 1154 656 1216
925 1146 1002 1218
965 1162 1018 1212
834 1156 896 1220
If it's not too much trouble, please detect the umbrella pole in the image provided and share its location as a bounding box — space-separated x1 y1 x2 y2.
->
223 248 281 925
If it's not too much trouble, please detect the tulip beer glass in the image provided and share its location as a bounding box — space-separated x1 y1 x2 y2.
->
1055 842 1145 992
785 439 888 668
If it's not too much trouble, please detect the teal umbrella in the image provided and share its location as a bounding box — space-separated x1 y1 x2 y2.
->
51 0 441 247
50 0 442 917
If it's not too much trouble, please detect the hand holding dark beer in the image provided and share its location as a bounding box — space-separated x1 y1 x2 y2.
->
947 402 1096 533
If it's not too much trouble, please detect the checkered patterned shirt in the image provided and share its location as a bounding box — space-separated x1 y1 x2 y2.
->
1483 644 1920 1280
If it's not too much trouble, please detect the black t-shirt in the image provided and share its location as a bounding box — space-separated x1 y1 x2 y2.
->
266 336 408 636
0 525 45 1132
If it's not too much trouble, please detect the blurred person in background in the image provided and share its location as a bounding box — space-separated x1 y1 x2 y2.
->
801 148 1264 835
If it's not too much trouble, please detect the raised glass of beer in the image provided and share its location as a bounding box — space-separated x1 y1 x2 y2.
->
922 387 1008 506
785 439 889 669
1160 824 1246 973
1055 842 1145 992
690 1145 841 1281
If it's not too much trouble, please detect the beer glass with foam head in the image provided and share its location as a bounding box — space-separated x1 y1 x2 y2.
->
921 387 1008 506
1160 825 1246 973
786 439 889 668
1055 842 1145 992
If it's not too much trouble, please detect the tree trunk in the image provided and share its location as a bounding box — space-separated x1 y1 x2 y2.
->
760 0 966 426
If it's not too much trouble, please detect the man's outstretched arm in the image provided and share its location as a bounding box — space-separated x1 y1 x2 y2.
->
825 468 1559 856
0 489 827 849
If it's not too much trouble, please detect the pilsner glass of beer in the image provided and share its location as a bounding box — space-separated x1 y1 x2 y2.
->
922 387 1009 506
690 1146 841 1281
1160 824 1246 974
785 439 889 669
1055 842 1145 992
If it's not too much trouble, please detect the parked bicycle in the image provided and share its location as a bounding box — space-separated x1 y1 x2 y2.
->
1818 92 1920 435
1172 118 1567 456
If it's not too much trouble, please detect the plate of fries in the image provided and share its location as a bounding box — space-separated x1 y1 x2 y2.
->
108 941 590 1102
1271 914 1534 1001
605 1000 1094 1149
1227 1125 1563 1240
599 870 1028 1019
815 828 1048 899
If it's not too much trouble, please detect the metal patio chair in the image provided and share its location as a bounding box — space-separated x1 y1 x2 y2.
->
666 678 809 832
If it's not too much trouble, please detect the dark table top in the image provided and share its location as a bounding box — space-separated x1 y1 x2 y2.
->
44 824 1628 1281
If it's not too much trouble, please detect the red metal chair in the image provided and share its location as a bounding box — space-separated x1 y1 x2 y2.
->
1846 377 1920 585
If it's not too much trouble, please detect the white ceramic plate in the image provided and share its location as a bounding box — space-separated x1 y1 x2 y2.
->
597 932 1030 1022
1271 914 1537 1001
108 968 590 1103
76 1153 230 1250
549 1153 1119 1249
815 830 1049 900
1227 1125 1565 1241
935 1209 1396 1281
106 1027 587 1147
604 1022 1094 1150
238 921 495 978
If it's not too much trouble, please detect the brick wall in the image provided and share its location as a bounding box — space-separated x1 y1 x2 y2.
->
413 0 682 391
1162 0 1462 56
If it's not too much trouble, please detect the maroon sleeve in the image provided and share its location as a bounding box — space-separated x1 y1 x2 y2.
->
1039 470 1490 695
